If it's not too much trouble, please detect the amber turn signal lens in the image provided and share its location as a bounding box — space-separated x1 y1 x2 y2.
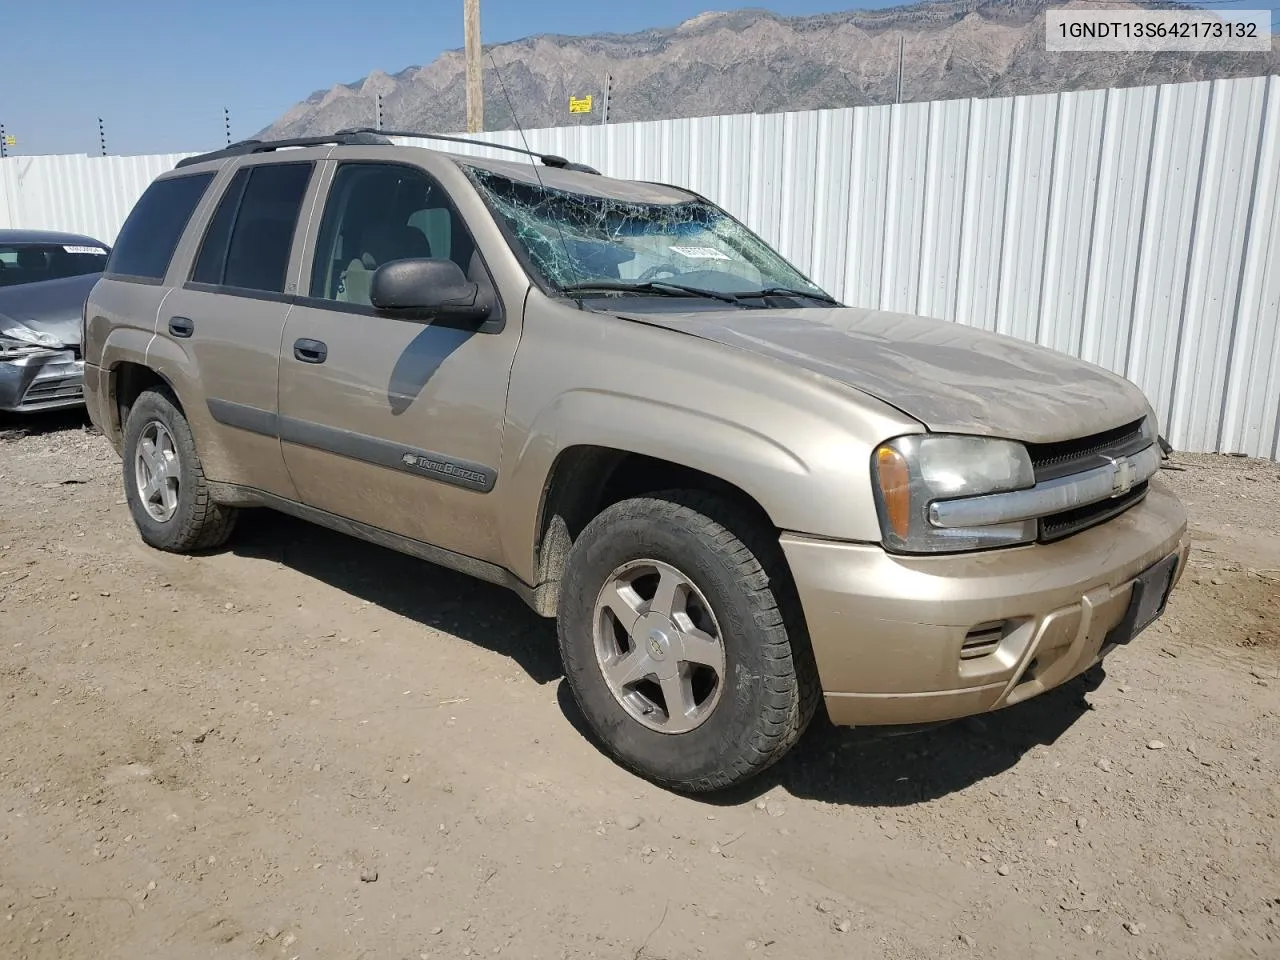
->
875 445 912 539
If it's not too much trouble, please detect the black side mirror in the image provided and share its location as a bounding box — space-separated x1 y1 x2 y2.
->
370 258 491 321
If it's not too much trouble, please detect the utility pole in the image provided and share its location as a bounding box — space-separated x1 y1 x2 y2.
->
98 117 107 156
895 35 904 105
602 74 613 125
464 0 484 132
0 122 8 159
224 107 231 146
376 92 384 130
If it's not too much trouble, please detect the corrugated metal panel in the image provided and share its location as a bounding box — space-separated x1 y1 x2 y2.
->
2 76 1277 457
918 97 971 326
1224 76 1280 459
954 95 1014 331
0 152 195 242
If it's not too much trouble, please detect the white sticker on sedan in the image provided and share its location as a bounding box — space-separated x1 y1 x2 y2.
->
669 245 732 261
63 245 106 255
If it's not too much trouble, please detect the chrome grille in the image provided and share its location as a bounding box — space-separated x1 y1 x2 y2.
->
1025 417 1149 483
22 376 84 404
1021 417 1158 542
1039 481 1149 543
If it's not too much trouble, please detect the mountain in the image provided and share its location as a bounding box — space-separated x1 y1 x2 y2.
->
258 1 1278 138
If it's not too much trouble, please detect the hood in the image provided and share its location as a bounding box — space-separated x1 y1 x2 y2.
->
615 305 1150 444
0 273 99 347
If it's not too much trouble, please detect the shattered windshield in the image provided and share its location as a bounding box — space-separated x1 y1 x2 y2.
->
463 165 833 303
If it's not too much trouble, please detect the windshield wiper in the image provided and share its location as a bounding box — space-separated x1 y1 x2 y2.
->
559 280 740 304
729 286 840 304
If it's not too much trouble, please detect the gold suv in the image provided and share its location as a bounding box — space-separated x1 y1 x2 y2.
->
82 132 1189 792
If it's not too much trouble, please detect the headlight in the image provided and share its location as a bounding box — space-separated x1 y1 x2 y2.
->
0 338 46 360
1 323 62 348
0 323 62 361
872 435 1037 553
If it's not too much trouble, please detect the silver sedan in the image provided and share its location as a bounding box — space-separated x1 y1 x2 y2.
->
0 229 110 413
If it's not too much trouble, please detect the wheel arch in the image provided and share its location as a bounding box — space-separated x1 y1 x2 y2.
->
108 361 181 443
526 443 784 617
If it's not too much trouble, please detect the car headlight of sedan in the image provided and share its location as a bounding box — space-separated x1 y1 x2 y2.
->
0 322 62 359
872 434 1037 553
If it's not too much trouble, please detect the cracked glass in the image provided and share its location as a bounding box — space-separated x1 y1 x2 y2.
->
463 164 832 302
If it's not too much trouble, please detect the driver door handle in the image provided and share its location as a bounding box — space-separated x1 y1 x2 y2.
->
293 338 328 364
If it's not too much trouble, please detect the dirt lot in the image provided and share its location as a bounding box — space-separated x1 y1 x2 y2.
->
1 414 1277 960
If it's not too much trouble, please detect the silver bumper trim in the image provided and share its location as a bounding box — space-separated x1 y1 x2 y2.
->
0 351 85 412
929 442 1161 529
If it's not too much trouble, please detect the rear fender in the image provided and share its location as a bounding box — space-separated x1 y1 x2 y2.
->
95 327 161 448
141 333 232 477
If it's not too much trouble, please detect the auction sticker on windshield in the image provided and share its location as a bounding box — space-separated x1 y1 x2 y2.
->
63 245 107 255
669 245 732 261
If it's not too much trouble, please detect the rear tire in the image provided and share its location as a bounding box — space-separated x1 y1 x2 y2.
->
557 490 819 792
122 387 237 552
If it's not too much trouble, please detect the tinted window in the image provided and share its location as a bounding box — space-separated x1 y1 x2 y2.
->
106 173 214 281
190 168 250 285
0 242 109 287
309 163 477 305
220 164 312 293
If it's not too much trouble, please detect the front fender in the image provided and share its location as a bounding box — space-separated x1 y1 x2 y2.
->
494 296 926 588
498 387 888 586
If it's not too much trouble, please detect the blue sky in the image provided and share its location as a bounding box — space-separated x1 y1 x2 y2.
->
4 0 1273 156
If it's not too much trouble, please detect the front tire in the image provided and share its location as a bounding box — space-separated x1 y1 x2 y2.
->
557 491 819 792
122 388 237 552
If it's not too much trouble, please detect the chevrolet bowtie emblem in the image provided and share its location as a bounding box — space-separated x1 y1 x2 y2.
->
1110 455 1135 496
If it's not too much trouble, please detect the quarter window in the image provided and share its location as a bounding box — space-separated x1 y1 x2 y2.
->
308 163 477 306
189 162 312 294
190 168 249 285
106 173 214 281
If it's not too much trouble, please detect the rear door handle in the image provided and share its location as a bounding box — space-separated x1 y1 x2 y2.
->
293 338 328 364
168 316 194 338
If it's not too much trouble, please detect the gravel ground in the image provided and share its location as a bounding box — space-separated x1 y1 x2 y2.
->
1 414 1277 960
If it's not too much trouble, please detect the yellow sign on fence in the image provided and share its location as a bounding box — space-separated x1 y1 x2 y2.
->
568 96 593 115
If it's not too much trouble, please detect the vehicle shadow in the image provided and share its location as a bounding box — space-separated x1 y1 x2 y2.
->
557 667 1103 808
231 510 1100 806
230 509 562 685
762 670 1102 807
0 407 93 438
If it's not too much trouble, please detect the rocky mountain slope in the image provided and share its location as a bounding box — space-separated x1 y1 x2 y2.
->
259 1 1278 137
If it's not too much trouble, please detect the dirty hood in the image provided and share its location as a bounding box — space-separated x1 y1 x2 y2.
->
617 305 1150 444
0 273 98 347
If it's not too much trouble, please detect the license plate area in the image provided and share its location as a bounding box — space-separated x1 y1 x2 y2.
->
1105 552 1180 646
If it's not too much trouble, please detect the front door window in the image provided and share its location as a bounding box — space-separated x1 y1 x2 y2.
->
309 163 478 307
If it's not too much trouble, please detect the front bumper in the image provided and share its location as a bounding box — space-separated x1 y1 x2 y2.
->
781 480 1190 726
0 350 85 412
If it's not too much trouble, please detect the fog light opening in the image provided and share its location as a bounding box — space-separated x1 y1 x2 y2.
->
960 621 1008 661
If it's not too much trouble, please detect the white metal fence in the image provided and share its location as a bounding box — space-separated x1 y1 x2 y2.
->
2 75 1277 458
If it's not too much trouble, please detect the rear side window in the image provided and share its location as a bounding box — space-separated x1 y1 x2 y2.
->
190 163 312 294
106 173 214 281
191 168 249 285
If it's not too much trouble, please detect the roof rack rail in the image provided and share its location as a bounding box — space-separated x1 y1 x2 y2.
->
337 127 600 175
175 131 392 168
